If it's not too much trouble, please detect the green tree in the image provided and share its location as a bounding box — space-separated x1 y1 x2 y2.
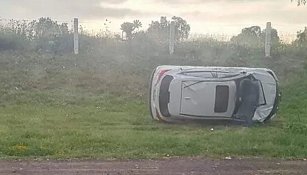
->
294 27 307 47
172 16 191 41
147 16 190 44
147 16 169 44
0 17 71 52
133 20 142 31
231 26 262 47
120 20 142 40
292 0 306 5
231 26 280 47
30 17 70 52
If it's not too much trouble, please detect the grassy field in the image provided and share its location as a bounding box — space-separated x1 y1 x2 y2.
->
1 17 307 160
0 68 306 160
0 34 307 160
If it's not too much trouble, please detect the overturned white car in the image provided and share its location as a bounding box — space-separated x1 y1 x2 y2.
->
149 66 281 125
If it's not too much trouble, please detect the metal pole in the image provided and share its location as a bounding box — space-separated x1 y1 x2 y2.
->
74 18 79 55
265 22 272 57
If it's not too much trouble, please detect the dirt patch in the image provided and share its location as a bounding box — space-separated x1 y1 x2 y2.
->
0 157 307 175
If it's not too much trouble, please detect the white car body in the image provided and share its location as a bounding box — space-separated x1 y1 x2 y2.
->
149 65 280 124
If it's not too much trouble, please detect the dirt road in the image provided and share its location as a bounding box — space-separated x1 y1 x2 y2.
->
0 157 306 175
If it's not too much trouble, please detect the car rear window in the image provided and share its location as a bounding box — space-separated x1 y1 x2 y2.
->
214 85 229 113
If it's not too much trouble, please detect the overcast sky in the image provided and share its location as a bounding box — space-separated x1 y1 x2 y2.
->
0 0 306 40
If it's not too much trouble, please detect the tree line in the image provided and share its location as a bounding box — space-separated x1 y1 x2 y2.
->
0 16 307 53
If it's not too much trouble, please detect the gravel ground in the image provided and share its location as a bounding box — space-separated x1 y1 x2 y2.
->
1 157 307 175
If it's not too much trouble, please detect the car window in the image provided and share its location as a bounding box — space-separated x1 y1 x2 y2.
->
257 80 267 106
214 85 229 113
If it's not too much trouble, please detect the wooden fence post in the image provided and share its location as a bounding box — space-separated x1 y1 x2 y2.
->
74 18 79 55
265 22 272 57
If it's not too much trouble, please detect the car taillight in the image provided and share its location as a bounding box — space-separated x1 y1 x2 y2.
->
155 69 170 86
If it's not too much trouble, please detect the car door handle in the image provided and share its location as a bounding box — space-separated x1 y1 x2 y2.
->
184 97 191 100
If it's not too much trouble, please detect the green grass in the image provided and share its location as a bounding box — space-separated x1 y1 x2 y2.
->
0 44 306 160
0 70 307 160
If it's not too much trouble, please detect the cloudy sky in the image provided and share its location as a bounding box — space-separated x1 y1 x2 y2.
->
0 0 306 39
